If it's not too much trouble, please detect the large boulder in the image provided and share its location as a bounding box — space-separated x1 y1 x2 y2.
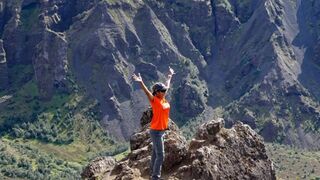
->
174 121 276 180
81 156 116 180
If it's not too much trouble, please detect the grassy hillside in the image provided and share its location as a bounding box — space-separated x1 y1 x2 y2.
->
266 143 320 180
0 72 128 179
0 137 80 179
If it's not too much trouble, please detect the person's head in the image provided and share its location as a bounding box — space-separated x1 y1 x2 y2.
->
152 82 167 98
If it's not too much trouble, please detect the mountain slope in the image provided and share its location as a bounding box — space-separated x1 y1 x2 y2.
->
0 0 320 151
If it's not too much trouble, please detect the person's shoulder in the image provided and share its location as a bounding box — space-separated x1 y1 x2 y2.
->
149 96 157 103
151 96 161 103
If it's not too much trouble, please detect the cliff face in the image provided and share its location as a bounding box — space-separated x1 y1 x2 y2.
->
1 0 320 149
221 0 320 149
0 39 8 90
81 109 276 179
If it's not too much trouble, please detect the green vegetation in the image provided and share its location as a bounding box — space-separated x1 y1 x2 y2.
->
114 149 130 161
169 0 193 12
20 3 40 31
0 137 80 179
0 71 128 179
8 64 34 90
266 143 320 180
0 79 38 128
101 0 137 7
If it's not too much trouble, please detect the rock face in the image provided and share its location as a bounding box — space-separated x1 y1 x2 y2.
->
82 109 276 180
183 120 275 180
33 28 68 100
175 80 208 117
81 156 116 180
1 0 320 150
0 39 8 90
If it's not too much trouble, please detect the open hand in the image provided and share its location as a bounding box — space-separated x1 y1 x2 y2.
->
132 73 143 82
168 66 175 78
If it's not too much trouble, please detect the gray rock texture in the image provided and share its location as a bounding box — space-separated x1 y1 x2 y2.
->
1 0 320 149
82 109 276 180
0 39 8 90
33 28 68 100
81 156 116 180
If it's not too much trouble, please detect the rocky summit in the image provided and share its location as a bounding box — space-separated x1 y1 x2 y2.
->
81 109 276 180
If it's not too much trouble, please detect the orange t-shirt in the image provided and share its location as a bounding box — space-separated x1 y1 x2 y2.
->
150 96 170 130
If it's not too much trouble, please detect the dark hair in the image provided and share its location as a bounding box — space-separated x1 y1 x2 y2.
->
152 82 167 96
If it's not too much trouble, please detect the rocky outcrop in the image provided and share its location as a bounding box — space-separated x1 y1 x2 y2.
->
33 28 68 100
0 39 8 90
0 1 9 35
81 156 116 180
177 120 275 180
2 2 24 66
82 109 276 180
175 79 208 118
213 1 240 37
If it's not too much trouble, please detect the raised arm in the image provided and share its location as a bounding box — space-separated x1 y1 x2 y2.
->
165 66 175 90
132 73 154 102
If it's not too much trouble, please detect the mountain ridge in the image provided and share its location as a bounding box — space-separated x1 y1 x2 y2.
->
0 0 319 149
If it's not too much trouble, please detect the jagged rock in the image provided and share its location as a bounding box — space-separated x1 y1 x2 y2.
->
195 117 224 141
129 126 151 153
149 0 215 59
1 0 320 152
84 109 276 179
135 62 159 82
313 41 320 66
173 121 275 180
2 2 25 65
81 156 116 180
0 1 7 34
230 0 259 23
0 40 6 62
139 107 153 127
0 39 8 90
33 28 68 100
214 1 240 37
260 120 283 142
175 80 207 118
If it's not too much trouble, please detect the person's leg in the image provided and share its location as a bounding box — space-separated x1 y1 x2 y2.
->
150 130 165 180
150 134 156 177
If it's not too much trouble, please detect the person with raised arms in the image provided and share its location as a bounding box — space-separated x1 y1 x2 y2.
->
132 67 175 180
